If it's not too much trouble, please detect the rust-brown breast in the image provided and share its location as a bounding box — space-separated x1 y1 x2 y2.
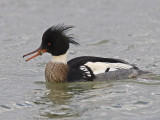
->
45 61 69 82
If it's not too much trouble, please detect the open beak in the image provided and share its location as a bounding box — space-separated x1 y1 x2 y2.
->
23 46 47 62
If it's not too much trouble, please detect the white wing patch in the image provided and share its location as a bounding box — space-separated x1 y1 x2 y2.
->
79 65 92 78
84 62 133 75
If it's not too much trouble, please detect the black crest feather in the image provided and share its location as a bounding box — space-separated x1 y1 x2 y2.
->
49 24 80 45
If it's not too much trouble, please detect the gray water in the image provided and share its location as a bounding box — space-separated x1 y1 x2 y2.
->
0 0 160 120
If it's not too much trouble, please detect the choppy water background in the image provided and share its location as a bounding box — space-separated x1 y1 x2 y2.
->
0 0 160 120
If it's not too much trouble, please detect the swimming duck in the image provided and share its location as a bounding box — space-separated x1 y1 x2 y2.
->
23 24 146 82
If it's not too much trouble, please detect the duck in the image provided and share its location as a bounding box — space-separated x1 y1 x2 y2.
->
23 24 147 82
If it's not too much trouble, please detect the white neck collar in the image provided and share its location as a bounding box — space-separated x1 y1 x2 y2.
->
51 54 67 64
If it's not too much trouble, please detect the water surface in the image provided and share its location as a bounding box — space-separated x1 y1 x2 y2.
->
0 0 160 120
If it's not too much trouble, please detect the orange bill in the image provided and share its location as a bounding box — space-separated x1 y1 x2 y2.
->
23 47 47 62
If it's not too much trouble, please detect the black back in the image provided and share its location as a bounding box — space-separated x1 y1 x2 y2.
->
68 56 130 68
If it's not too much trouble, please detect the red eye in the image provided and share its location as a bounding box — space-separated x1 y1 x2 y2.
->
47 43 51 46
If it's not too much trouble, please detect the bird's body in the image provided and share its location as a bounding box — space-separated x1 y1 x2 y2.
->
44 55 141 82
23 25 147 82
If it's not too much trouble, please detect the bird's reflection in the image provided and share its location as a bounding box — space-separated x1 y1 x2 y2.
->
45 82 73 105
39 81 112 118
44 81 99 104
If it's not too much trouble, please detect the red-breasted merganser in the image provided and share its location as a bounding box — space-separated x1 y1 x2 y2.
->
23 24 147 82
